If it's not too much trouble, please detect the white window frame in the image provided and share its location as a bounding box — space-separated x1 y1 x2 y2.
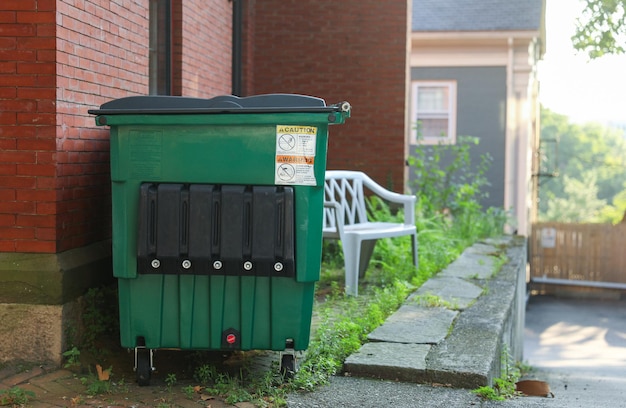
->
410 80 457 145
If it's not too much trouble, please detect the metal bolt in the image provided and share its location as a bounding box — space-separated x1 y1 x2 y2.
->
182 259 192 269
274 262 284 272
151 259 160 269
243 261 253 271
213 260 223 270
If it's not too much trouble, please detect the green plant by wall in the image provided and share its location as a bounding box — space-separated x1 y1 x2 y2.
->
62 346 81 369
80 285 120 356
472 346 522 401
413 293 458 310
408 136 491 218
291 281 411 392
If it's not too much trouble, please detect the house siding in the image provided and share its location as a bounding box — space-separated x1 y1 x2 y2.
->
409 66 507 210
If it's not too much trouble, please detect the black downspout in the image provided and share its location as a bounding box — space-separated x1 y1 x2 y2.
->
232 0 243 96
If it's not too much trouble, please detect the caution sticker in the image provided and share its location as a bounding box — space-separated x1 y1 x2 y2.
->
275 125 318 185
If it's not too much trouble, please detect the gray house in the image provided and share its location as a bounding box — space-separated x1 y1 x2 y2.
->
409 0 545 235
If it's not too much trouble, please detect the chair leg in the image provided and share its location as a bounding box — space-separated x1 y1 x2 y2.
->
359 239 377 278
411 233 419 269
342 234 361 296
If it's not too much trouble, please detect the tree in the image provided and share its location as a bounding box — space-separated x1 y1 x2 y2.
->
573 0 626 58
538 107 626 223
542 173 607 222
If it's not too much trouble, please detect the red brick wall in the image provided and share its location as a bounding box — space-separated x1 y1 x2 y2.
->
179 2 232 97
1 0 233 254
0 0 57 252
55 0 148 252
243 0 410 191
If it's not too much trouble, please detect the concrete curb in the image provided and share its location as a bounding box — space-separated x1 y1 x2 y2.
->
344 235 527 388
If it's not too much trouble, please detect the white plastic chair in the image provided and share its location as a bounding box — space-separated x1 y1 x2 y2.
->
323 170 418 296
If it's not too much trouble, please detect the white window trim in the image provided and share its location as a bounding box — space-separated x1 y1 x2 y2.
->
410 80 457 145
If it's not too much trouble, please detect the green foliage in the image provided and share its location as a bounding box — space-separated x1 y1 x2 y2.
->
194 364 217 385
598 188 626 222
0 386 35 406
62 346 81 369
491 254 509 277
408 136 492 219
573 0 626 58
182 384 196 399
472 346 521 401
80 374 112 396
291 281 411 392
165 373 177 392
543 173 607 222
539 107 626 223
473 384 505 401
413 293 457 309
80 285 120 356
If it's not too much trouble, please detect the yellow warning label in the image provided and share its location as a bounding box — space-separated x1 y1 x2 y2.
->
276 155 315 165
275 125 318 186
276 125 317 135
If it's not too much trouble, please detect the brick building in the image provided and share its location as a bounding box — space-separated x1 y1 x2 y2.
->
0 0 410 363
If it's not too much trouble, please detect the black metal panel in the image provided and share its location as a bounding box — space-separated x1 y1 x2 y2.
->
137 183 158 273
187 184 217 274
137 183 295 277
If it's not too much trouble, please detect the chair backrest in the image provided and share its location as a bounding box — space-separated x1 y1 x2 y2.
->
324 171 369 228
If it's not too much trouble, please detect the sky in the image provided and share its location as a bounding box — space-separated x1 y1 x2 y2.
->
537 0 626 124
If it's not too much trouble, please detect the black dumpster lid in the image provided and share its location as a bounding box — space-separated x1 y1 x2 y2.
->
88 94 351 115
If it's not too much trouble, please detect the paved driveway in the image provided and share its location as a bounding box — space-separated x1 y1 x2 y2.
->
521 295 626 407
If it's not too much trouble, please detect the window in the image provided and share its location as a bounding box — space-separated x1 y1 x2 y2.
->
410 81 457 144
149 0 171 95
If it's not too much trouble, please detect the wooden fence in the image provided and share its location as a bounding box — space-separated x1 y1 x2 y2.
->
529 222 626 292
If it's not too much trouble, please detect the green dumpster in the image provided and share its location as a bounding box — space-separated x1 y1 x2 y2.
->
89 94 350 384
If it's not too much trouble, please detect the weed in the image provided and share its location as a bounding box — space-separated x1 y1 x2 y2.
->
164 373 177 392
491 253 509 277
516 360 533 376
413 293 457 309
62 346 81 369
81 376 111 396
80 285 120 358
472 346 521 401
473 384 504 401
79 365 113 396
291 281 410 392
194 364 217 385
0 386 35 406
182 384 196 399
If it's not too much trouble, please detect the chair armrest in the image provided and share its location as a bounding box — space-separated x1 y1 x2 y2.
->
324 201 345 238
360 173 416 225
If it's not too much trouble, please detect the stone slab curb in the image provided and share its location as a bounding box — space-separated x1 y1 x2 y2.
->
344 235 527 389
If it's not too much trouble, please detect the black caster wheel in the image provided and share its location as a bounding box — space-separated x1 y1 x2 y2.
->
136 348 152 386
280 353 296 380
